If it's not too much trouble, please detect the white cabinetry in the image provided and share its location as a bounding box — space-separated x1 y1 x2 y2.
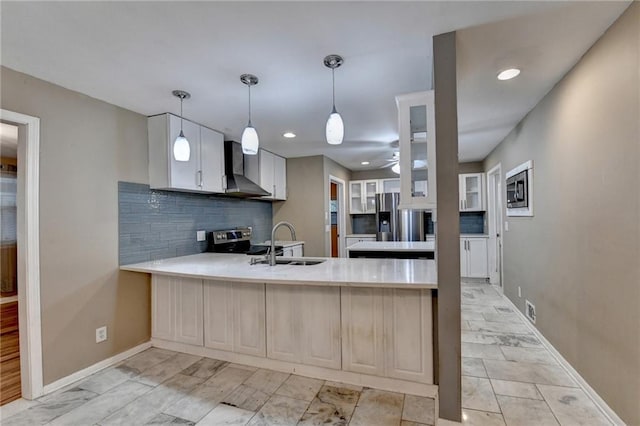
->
266 284 341 369
460 237 489 278
203 280 266 357
148 113 225 193
349 180 378 214
459 173 485 211
246 149 287 201
380 178 401 194
341 287 433 383
151 275 203 346
345 235 376 248
396 91 436 209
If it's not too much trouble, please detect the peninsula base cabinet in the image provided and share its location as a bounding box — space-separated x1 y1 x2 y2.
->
150 274 434 390
151 275 203 346
341 287 433 384
265 284 341 369
203 280 266 357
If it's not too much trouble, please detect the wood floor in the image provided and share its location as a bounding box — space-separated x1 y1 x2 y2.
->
0 301 20 405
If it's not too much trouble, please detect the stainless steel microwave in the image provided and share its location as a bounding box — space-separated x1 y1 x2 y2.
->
506 170 528 208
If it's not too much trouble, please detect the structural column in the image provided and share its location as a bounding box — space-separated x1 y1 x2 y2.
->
434 31 461 422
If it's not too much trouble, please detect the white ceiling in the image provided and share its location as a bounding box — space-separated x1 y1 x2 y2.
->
0 1 629 171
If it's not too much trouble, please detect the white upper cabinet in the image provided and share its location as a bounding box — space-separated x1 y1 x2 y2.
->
349 180 378 214
148 113 225 193
380 178 400 194
246 149 287 201
396 91 436 210
459 173 485 211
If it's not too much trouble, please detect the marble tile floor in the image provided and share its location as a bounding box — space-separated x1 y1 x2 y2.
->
1 348 436 426
460 281 612 426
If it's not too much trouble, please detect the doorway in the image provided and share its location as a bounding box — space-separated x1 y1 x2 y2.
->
487 164 504 291
1 123 20 404
0 110 43 402
329 176 346 258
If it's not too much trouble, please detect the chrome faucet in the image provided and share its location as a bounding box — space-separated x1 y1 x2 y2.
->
270 221 297 266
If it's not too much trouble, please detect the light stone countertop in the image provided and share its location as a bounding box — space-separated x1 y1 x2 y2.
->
120 252 437 289
346 241 435 252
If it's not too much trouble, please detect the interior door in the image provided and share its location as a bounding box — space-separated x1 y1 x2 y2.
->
488 169 503 289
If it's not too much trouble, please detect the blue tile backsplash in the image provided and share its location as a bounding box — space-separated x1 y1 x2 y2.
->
425 211 485 235
118 182 272 265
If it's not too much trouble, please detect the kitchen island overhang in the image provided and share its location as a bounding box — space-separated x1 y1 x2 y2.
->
121 253 438 399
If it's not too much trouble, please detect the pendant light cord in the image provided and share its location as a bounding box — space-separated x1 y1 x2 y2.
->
180 96 184 132
331 68 336 113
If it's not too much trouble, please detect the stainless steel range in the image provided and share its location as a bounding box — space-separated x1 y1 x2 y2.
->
207 227 282 255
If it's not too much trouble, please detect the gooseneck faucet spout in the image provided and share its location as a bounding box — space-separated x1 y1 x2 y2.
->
270 221 297 266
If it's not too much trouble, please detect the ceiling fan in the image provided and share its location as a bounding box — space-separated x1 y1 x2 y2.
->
380 151 400 174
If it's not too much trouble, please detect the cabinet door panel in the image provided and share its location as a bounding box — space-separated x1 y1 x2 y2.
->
341 287 385 375
200 127 225 193
260 150 275 200
349 182 364 214
152 276 175 340
175 278 204 346
169 115 200 190
467 238 488 278
266 285 300 363
292 244 304 257
273 154 287 200
203 280 234 351
460 239 468 276
233 283 266 357
301 286 341 369
384 289 433 383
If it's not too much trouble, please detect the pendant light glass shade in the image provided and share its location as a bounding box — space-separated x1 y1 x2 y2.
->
326 110 344 145
173 130 191 161
324 55 344 145
241 124 259 155
240 74 259 155
391 162 400 175
172 90 191 162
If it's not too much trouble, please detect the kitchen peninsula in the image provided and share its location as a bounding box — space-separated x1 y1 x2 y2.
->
121 253 437 398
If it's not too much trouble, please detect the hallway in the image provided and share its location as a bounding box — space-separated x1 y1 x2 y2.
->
460 281 611 425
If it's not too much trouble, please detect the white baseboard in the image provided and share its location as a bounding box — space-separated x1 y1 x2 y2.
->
42 341 151 395
501 296 625 426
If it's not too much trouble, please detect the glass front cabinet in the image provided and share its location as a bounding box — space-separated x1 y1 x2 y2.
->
396 91 436 210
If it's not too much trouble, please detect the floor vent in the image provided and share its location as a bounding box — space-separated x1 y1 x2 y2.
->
525 300 536 324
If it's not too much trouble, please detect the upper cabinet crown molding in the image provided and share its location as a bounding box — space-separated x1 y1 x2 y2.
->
396 91 436 210
148 113 225 193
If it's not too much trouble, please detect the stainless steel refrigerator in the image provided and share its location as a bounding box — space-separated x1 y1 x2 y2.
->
375 193 425 241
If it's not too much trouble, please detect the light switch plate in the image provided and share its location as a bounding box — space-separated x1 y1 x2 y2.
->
196 230 206 241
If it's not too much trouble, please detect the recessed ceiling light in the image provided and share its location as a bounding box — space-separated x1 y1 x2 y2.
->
361 161 370 165
497 68 521 81
283 132 296 138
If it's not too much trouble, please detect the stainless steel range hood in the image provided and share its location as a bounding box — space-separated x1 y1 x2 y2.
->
224 141 271 197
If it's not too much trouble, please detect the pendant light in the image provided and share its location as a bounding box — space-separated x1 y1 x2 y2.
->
240 74 259 155
323 54 344 145
172 90 191 162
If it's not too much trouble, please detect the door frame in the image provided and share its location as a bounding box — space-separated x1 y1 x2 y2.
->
328 175 347 258
486 163 504 292
1 109 43 399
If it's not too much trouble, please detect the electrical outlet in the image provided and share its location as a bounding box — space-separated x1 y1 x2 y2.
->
518 286 522 298
196 230 206 242
525 300 536 324
96 326 107 343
